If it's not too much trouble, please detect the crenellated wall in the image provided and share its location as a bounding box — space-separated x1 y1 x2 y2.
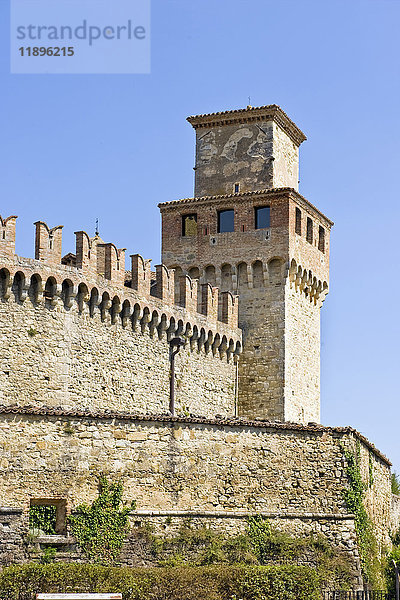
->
0 216 241 418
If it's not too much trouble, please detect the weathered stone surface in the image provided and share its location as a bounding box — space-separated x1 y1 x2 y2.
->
0 275 237 419
0 104 395 592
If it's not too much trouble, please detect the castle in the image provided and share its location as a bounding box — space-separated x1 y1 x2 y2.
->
0 105 398 586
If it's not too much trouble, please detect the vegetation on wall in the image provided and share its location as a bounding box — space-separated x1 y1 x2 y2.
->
28 505 56 536
68 477 135 564
341 443 382 588
0 563 320 600
138 516 352 588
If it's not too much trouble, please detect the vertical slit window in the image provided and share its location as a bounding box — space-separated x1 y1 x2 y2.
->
306 217 313 244
295 207 302 235
318 226 325 253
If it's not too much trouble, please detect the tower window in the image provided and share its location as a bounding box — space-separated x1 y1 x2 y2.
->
182 214 197 237
295 207 302 235
218 209 234 233
255 206 270 229
234 183 240 193
306 217 313 244
318 226 325 253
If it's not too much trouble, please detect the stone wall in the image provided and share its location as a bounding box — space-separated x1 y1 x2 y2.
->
391 494 400 534
0 287 237 418
0 408 391 569
284 284 320 423
272 121 299 190
0 508 25 566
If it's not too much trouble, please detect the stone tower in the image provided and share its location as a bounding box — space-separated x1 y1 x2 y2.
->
159 105 332 424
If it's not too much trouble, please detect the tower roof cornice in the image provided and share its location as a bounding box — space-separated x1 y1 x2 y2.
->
187 105 307 146
158 188 333 228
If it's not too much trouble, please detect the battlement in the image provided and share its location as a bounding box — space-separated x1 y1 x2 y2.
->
0 215 241 359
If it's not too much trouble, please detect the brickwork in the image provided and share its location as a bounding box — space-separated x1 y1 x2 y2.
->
160 188 331 423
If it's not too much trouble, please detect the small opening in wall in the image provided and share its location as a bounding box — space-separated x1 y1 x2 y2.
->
242 225 245 232
306 217 313 244
2 231 5 240
204 226 208 236
318 226 325 253
29 499 67 536
234 183 240 193
295 207 302 235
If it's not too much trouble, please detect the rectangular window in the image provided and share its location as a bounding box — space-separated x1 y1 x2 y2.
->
295 207 302 235
234 183 240 193
218 209 234 233
182 214 197 237
29 499 67 536
318 226 325 252
306 217 313 244
255 206 270 229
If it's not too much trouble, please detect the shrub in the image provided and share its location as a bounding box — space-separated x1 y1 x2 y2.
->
0 563 320 600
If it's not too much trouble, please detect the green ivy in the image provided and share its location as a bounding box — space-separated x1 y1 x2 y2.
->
68 477 135 564
246 515 272 563
29 505 56 535
341 443 381 587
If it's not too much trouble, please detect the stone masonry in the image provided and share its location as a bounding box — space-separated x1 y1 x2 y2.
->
0 105 398 588
160 106 330 423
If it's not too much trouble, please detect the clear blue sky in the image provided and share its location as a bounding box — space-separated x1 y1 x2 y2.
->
1 1 399 470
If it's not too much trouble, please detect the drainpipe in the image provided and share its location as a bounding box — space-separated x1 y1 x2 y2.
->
169 337 185 416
